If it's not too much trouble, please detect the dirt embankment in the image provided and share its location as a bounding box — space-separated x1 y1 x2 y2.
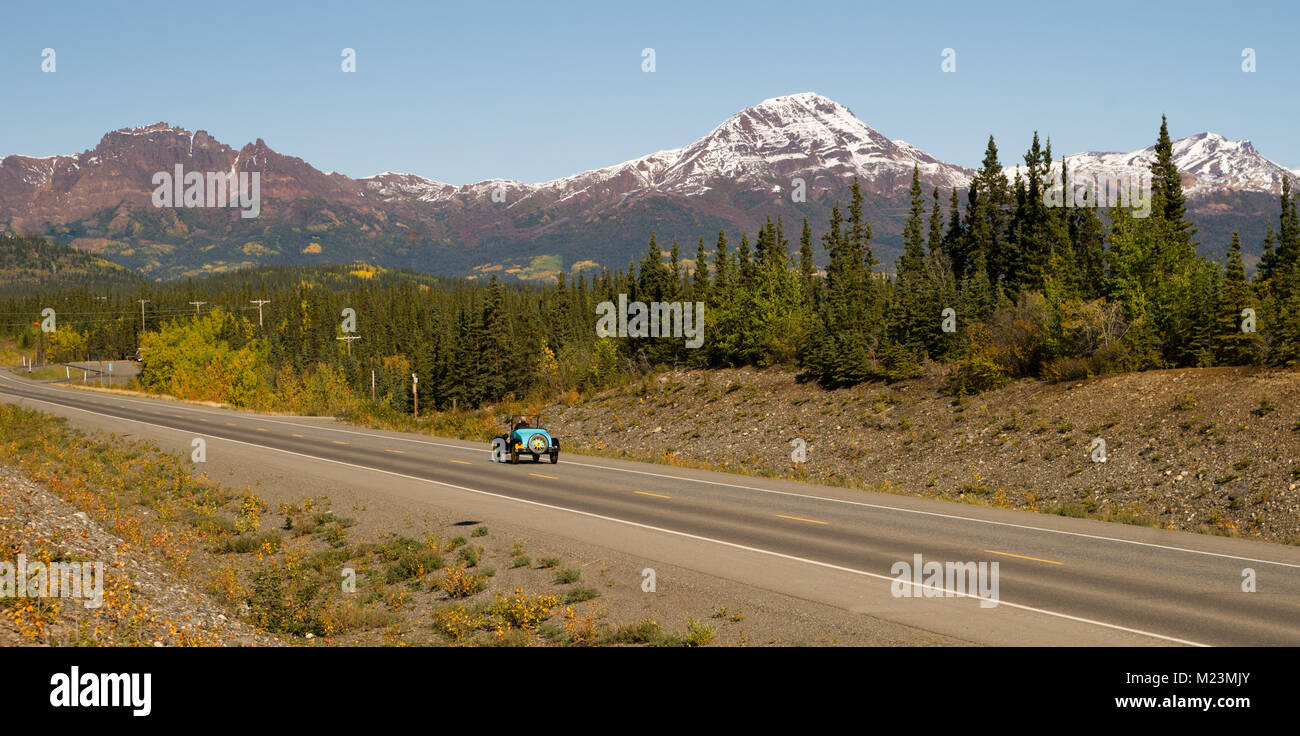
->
0 467 274 646
543 365 1300 544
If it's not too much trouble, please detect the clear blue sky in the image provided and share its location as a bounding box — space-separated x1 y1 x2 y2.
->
4 0 1297 184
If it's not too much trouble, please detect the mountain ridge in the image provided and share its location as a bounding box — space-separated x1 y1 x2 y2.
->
1 94 1295 280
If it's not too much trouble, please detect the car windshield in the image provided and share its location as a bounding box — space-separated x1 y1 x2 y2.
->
513 415 544 430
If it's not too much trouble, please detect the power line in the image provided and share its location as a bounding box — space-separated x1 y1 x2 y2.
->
0 306 215 316
336 335 361 355
250 300 270 327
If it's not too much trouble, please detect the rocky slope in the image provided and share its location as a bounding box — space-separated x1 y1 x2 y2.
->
543 365 1300 545
0 466 275 646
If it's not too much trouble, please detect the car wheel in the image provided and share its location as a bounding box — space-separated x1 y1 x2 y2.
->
509 448 518 464
531 453 540 463
549 452 558 464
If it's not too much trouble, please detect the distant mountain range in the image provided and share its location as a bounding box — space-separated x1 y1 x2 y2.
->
1 93 1295 282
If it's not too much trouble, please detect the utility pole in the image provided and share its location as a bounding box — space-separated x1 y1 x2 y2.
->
189 301 207 315
336 335 360 356
250 300 270 327
412 373 418 419
371 368 376 401
137 299 149 333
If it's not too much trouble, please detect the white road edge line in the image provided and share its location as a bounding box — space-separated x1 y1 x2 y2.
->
0 387 1209 647
6 374 1299 571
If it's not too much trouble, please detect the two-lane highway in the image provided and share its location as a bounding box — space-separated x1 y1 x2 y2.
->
3 369 1299 646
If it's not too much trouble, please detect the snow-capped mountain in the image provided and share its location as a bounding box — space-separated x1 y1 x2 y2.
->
1005 132 1297 196
1 94 1296 280
642 92 972 196
361 93 974 209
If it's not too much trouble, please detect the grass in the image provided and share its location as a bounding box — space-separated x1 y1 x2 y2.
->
378 536 445 583
457 545 482 567
605 619 667 644
0 340 31 366
564 586 600 603
211 531 283 555
10 366 70 381
553 568 580 584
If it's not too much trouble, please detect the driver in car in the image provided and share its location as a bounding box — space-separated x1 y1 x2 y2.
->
514 416 531 430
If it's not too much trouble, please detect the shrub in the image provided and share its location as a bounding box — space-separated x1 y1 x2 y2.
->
945 353 1009 396
564 586 599 604
608 619 664 644
432 605 485 642
684 618 715 647
211 531 282 555
437 565 486 598
457 545 481 567
488 588 560 630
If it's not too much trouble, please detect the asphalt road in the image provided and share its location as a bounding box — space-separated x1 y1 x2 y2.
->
3 369 1299 646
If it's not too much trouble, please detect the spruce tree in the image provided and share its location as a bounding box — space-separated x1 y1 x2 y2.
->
969 135 1011 286
1150 115 1197 252
692 237 709 300
890 166 936 362
798 218 815 290
1215 232 1263 364
943 187 966 277
713 230 729 294
1276 178 1300 297
1258 225 1278 284
846 177 876 272
928 186 943 256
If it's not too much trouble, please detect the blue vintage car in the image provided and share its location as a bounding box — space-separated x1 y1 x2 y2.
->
494 416 560 464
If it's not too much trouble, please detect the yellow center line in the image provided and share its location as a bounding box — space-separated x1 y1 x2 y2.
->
984 549 1063 565
776 514 828 525
635 491 671 499
197 418 208 423
291 433 305 438
449 459 471 465
530 473 558 480
226 423 236 427
333 440 349 445
255 427 268 432
385 449 405 454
